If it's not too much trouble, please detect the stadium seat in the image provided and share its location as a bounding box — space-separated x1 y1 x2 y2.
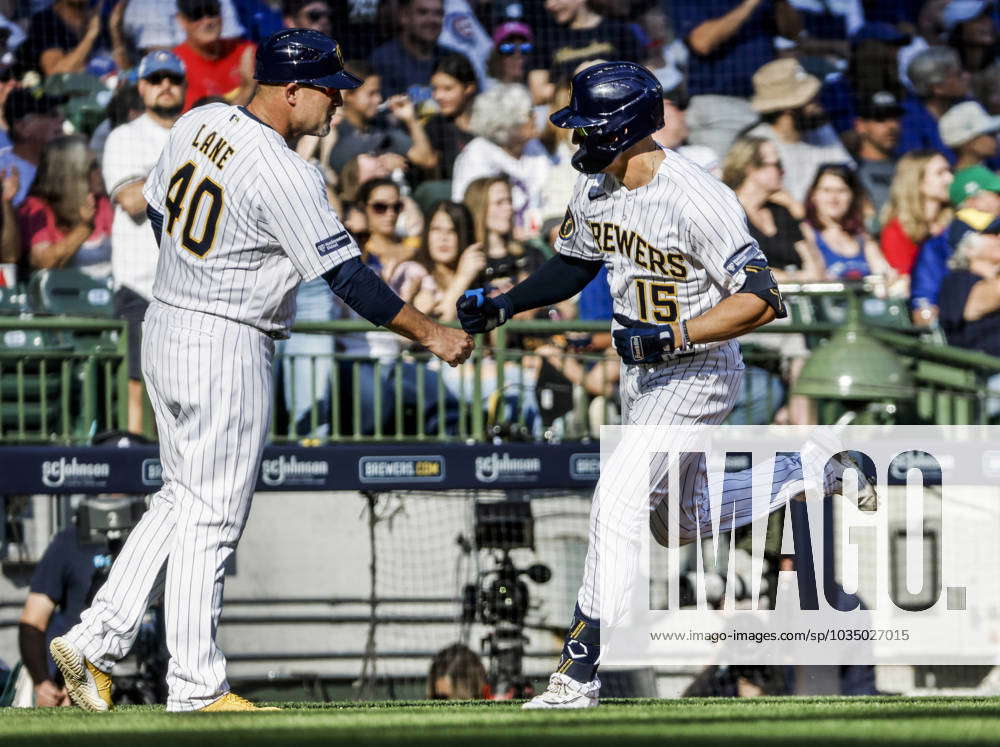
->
28 269 115 318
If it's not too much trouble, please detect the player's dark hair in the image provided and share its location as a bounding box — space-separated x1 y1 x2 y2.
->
416 200 475 273
432 54 478 89
804 163 866 236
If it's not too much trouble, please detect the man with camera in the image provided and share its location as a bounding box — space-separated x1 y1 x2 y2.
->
17 495 149 707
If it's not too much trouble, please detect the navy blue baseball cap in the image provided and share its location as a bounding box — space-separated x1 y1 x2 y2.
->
138 50 186 80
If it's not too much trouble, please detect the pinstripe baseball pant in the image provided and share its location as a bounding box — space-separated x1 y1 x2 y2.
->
65 301 273 711
576 341 807 621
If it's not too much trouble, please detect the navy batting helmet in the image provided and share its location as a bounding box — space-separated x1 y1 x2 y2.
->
550 61 664 174
254 28 363 90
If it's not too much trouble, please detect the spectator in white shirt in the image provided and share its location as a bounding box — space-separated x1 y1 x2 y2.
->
451 82 550 237
101 50 187 433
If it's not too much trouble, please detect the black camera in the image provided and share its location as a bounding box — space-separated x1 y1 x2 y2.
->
461 500 551 698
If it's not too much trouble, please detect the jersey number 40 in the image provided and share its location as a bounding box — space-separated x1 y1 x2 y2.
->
164 161 225 258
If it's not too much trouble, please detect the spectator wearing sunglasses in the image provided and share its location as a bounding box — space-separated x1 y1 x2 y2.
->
485 21 534 87
724 135 824 282
282 0 334 36
101 50 187 434
852 90 903 219
16 0 129 77
123 0 245 52
173 0 255 111
527 0 643 105
425 54 478 180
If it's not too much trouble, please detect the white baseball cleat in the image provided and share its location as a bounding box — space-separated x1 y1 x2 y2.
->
50 636 112 711
522 673 600 709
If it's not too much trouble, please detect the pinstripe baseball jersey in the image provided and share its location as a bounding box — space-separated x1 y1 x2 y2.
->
555 146 764 353
143 102 360 337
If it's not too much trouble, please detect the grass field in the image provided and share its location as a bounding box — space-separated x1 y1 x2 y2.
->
2 697 1000 746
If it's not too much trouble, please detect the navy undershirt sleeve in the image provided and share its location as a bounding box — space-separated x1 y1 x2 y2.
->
322 258 405 327
146 205 163 246
503 253 604 314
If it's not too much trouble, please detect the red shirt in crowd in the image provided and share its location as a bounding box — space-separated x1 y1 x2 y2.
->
19 195 114 276
173 39 255 111
880 218 920 275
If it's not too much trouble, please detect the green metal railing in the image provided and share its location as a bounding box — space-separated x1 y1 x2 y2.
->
0 317 128 443
3 287 1000 444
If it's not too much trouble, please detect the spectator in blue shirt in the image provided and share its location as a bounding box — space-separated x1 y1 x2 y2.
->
899 46 970 162
670 0 802 158
0 89 65 208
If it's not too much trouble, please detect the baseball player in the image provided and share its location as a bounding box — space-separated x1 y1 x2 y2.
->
50 29 473 713
456 62 875 709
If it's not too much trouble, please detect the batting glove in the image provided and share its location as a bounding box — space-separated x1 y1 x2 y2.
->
457 289 513 334
612 313 676 365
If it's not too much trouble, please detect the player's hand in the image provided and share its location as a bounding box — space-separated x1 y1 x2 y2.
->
34 679 68 707
612 313 676 365
457 289 512 335
426 324 474 367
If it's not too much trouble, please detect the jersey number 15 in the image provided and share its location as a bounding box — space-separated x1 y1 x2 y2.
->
164 161 225 258
635 279 678 323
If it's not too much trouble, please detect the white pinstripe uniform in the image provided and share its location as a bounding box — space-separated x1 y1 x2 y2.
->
555 147 806 620
64 103 360 711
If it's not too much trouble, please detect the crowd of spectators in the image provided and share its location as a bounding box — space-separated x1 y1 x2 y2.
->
0 0 999 435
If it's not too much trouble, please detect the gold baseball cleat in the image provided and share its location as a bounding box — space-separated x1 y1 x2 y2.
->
197 692 282 712
50 637 113 711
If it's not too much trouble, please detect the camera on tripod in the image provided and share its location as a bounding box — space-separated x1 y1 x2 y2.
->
460 500 551 699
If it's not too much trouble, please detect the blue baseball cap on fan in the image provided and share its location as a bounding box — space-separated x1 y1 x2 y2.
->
942 0 995 31
137 50 186 80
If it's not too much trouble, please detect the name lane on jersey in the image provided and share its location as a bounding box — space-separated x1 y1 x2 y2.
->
190 124 237 170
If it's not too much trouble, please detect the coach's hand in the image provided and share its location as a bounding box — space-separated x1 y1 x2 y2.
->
613 314 676 365
457 289 512 334
427 324 474 367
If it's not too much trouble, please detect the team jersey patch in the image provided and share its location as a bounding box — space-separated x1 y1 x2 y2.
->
558 209 576 240
723 243 762 276
316 231 352 257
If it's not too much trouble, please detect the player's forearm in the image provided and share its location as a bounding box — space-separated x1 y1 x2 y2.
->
385 302 443 345
683 294 776 344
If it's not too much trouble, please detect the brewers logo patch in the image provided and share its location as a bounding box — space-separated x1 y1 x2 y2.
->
558 209 576 240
